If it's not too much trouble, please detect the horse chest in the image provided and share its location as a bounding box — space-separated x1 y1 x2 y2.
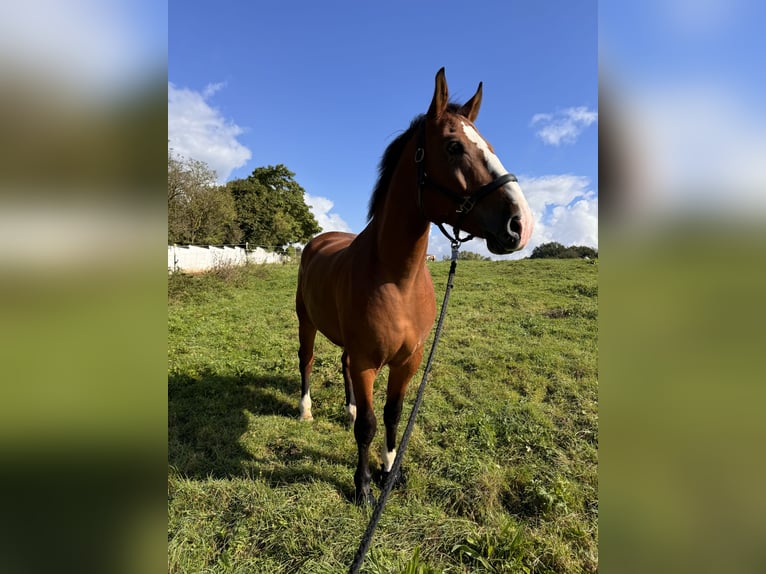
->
360 286 435 359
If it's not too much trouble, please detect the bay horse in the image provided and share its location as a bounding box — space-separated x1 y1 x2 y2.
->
296 68 533 505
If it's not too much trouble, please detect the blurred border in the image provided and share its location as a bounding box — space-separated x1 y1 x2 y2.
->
4 2 765 573
0 2 167 573
600 2 766 573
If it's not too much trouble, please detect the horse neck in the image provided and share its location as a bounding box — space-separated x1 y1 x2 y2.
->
371 142 431 282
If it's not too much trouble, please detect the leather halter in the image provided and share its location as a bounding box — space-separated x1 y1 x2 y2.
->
414 121 518 246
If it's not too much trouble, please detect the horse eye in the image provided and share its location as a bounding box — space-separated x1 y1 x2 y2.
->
446 140 464 156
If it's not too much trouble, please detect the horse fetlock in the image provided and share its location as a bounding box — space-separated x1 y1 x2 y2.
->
379 466 407 490
353 467 375 506
354 487 376 506
381 445 397 473
298 394 313 421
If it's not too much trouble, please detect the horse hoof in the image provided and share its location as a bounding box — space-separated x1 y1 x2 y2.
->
354 490 376 506
299 413 313 422
378 466 407 489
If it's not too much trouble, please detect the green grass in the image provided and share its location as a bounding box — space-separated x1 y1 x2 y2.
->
168 259 598 573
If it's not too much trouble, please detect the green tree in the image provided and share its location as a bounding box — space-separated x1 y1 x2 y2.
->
459 251 491 261
443 251 491 261
529 241 567 259
577 245 598 258
227 164 320 250
529 242 598 259
168 150 242 245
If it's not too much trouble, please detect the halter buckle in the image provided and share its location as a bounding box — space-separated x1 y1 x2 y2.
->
414 148 424 163
456 197 475 214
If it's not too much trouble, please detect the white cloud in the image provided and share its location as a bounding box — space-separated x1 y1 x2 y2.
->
168 82 252 182
531 106 598 146
0 1 164 100
530 112 553 124
426 174 598 260
520 174 598 254
523 174 593 213
304 193 352 233
202 82 225 98
623 84 766 215
546 196 599 247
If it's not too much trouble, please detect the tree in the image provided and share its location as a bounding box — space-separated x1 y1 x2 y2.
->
459 251 491 261
168 150 242 245
442 251 491 261
529 241 598 259
564 245 598 259
529 241 567 259
227 164 320 250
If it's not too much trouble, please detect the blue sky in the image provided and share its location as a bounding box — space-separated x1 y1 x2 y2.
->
599 0 766 220
169 1 598 258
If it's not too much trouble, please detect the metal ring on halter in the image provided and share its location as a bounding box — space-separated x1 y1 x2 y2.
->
456 197 475 214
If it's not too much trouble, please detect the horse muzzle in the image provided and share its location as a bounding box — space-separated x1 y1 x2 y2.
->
485 200 534 255
486 217 520 254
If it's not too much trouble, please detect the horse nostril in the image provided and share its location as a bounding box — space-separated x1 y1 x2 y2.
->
507 215 522 237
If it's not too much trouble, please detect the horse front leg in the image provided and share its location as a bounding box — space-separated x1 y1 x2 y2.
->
380 353 422 489
350 362 379 505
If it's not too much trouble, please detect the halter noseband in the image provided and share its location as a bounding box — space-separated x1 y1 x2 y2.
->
414 121 518 247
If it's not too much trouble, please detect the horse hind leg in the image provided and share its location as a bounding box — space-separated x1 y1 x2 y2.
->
296 298 316 421
341 350 356 426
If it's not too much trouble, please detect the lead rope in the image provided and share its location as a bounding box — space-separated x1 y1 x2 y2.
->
349 242 460 574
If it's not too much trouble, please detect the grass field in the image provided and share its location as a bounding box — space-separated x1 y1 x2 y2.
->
168 258 598 573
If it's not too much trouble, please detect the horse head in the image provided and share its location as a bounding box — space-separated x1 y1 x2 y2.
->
418 68 533 254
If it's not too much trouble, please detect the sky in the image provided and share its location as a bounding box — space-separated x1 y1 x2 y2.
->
169 0 597 259
599 0 766 223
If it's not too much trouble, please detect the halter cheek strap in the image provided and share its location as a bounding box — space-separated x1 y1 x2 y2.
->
414 122 518 247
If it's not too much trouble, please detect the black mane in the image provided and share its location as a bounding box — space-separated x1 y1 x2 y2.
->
366 104 462 221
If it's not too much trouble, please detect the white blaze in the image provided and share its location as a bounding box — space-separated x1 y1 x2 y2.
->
461 121 534 246
462 121 509 178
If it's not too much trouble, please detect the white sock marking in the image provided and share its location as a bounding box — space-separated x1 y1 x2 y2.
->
346 403 357 424
299 393 313 420
381 435 397 472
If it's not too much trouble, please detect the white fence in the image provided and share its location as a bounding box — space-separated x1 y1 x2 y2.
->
168 244 288 273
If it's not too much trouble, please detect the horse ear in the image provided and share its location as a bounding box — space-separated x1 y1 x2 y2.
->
427 67 449 120
460 82 483 122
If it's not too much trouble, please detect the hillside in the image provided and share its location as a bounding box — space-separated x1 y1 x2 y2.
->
168 259 598 573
